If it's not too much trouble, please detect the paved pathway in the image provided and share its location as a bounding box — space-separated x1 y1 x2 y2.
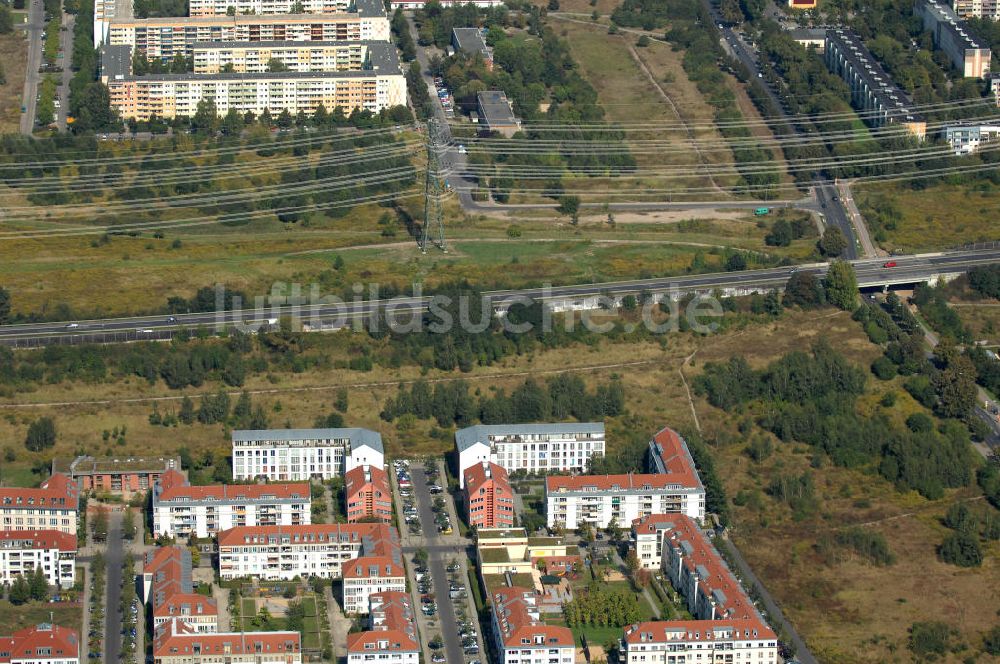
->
103 511 124 664
323 584 351 659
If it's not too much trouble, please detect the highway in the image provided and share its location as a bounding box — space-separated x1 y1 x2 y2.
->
0 248 998 346
18 0 43 135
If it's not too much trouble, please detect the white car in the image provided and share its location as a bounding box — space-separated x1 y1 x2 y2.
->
65 323 79 329
458 145 467 154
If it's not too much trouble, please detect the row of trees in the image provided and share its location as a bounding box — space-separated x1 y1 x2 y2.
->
380 375 625 427
562 583 643 628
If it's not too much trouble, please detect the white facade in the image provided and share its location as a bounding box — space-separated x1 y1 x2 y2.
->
232 429 384 482
388 0 504 7
944 124 1000 155
0 534 76 589
545 477 705 530
953 0 1000 18
456 423 606 488
621 622 779 664
192 41 369 74
342 568 406 614
490 588 575 664
189 0 352 16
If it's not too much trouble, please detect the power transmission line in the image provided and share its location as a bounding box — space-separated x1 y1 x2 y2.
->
421 118 446 253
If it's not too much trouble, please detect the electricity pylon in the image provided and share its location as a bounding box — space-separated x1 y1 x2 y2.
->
420 118 445 253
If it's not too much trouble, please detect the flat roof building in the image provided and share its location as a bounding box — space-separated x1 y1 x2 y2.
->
232 428 384 482
824 29 927 140
943 123 1000 154
188 0 382 17
53 455 180 496
191 40 380 74
916 0 990 78
452 27 492 68
477 90 521 137
456 422 605 487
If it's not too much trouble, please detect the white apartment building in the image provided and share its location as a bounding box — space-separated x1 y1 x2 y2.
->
153 619 300 664
1 624 80 664
217 524 402 602
632 514 679 571
346 591 420 664
490 587 575 664
98 13 390 56
388 0 503 7
188 0 371 16
456 423 606 488
545 473 705 530
0 531 77 589
152 470 310 539
191 40 371 74
342 556 406 614
232 428 384 482
944 123 1000 155
621 620 778 664
0 475 78 536
953 0 1000 18
142 547 219 633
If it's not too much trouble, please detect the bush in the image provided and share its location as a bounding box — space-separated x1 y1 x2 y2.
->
984 625 1000 656
25 417 56 451
938 532 982 567
909 621 956 659
871 356 896 380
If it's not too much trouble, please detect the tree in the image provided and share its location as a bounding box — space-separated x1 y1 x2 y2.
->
222 108 244 135
636 35 650 47
984 625 1000 656
823 260 858 310
818 226 847 257
933 354 977 419
9 575 30 605
267 58 289 73
557 195 580 222
0 6 13 34
179 396 195 424
334 388 349 413
0 286 10 324
73 83 119 133
724 252 747 272
938 531 982 567
783 272 823 308
25 417 56 452
191 98 220 135
29 566 49 601
122 508 137 540
765 219 792 247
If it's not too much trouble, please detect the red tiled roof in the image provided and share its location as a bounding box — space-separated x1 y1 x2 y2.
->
492 587 574 649
631 513 682 536
342 556 404 580
153 619 299 658
623 618 775 644
0 529 77 552
464 462 510 495
144 547 218 623
156 476 310 503
217 523 396 549
345 465 390 497
0 624 79 663
649 427 702 488
0 474 78 511
346 591 419 654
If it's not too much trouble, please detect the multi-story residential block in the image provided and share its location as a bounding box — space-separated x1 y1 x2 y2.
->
0 624 80 664
490 587 575 664
916 0 990 77
152 469 310 539
346 591 420 664
546 427 706 530
621 514 778 664
101 44 405 121
141 547 219 633
98 11 390 57
456 423 605 487
953 0 1000 19
192 40 374 73
824 29 927 140
344 465 392 523
0 530 77 589
0 474 78 535
153 619 300 664
53 456 181 496
943 123 1000 154
342 555 406 614
217 523 402 613
232 428 385 482
621 620 778 664
388 0 502 8
188 0 373 17
464 462 515 529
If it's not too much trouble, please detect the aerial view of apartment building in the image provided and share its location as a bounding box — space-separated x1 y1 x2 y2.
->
345 464 393 523
456 422 606 487
232 428 384 481
463 461 515 529
346 591 420 664
152 469 310 538
0 530 77 589
152 619 301 664
545 426 707 529
52 455 181 496
0 474 78 535
141 547 219 633
490 587 575 664
0 624 81 664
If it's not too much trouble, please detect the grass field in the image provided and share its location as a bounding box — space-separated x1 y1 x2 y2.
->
0 600 81 634
856 181 1000 252
0 30 27 134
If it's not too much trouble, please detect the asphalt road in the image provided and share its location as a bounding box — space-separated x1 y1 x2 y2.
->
56 13 75 131
103 511 124 664
408 465 468 664
1 248 998 346
19 0 43 135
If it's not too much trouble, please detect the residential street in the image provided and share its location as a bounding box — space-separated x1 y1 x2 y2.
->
103 510 124 664
56 13 75 130
19 0 43 134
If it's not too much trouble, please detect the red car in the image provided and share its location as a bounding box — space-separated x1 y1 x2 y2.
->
883 261 897 268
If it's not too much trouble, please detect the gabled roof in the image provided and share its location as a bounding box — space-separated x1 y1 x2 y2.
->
648 427 704 489
0 474 78 511
464 462 510 495
456 423 605 452
345 465 390 498
623 618 775 644
346 591 419 654
154 471 310 504
492 587 574 649
144 547 218 623
231 428 383 454
546 471 699 494
217 523 398 549
153 619 298 658
0 529 77 552
342 556 404 580
0 624 79 663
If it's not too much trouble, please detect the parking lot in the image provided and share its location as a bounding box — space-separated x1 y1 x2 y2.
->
393 459 483 664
